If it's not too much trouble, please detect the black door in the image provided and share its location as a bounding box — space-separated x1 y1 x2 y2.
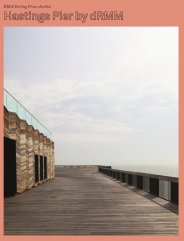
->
44 156 47 179
4 137 17 197
35 155 39 182
40 156 44 181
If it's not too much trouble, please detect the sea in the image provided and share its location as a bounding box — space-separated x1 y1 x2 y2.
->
111 165 178 177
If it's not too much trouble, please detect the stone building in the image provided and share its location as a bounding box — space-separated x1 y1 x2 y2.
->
4 99 55 196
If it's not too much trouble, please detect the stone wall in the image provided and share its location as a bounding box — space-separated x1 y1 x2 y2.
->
4 107 55 193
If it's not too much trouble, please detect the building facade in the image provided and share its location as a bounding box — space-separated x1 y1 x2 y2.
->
4 107 55 196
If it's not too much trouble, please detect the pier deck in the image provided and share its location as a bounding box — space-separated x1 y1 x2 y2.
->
4 166 178 235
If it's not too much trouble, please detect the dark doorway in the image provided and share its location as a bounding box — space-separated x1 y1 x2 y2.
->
4 137 17 197
40 156 44 181
35 155 39 182
44 156 47 179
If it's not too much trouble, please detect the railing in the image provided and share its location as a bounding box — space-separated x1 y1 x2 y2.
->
4 89 52 138
98 166 178 205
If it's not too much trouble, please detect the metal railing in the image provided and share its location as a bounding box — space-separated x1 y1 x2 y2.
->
4 89 52 138
98 166 178 205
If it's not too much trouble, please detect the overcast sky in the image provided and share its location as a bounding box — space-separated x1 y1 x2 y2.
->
4 27 178 166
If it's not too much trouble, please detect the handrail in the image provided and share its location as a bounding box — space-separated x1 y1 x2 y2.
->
98 166 178 205
98 166 178 183
4 89 52 138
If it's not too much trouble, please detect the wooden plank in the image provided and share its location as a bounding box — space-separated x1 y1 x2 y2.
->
4 166 178 235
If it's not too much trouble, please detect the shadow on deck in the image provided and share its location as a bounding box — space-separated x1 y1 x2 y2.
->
4 165 178 235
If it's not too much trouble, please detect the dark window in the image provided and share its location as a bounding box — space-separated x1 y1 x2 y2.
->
44 156 47 179
40 156 44 180
35 155 39 182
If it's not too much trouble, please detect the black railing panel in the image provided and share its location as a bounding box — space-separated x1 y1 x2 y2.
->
171 182 178 205
128 174 133 185
137 175 143 190
121 173 125 183
150 178 159 196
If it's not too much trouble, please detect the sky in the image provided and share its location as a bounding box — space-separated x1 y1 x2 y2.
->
4 27 178 166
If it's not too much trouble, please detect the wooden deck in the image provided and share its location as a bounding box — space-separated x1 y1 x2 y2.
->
4 166 178 235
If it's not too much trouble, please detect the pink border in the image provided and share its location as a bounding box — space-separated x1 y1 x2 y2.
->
0 0 183 240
